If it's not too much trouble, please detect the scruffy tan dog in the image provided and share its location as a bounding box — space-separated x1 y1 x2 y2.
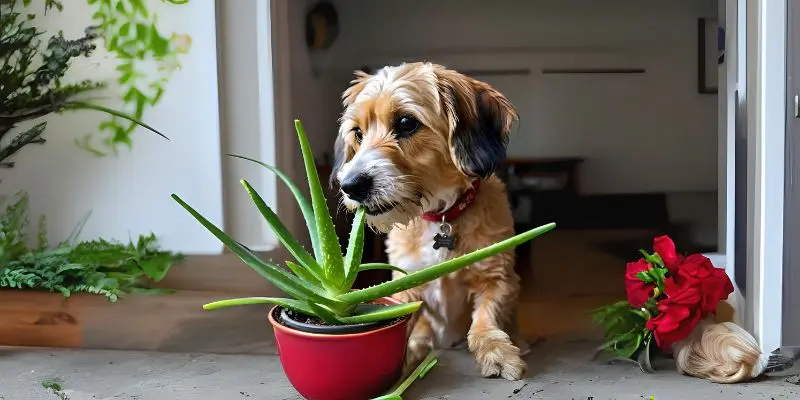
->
330 62 529 380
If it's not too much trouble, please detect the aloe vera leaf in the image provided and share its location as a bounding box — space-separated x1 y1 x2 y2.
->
286 260 321 286
240 179 330 287
338 301 423 324
343 207 367 289
203 297 314 315
359 263 409 275
372 350 440 400
340 223 556 304
172 194 345 309
228 154 321 260
294 120 345 287
306 302 343 324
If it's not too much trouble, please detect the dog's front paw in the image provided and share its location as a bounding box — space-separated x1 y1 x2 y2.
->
469 329 527 380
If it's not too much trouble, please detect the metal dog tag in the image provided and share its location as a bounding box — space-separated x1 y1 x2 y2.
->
432 219 456 251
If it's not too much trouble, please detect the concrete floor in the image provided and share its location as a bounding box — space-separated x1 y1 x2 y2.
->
2 339 799 400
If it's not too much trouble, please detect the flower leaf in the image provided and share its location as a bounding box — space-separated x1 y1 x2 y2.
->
637 333 656 373
638 249 664 268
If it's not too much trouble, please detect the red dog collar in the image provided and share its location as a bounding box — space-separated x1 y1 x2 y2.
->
421 180 481 223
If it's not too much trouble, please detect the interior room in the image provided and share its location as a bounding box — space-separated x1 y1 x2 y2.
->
298 0 722 339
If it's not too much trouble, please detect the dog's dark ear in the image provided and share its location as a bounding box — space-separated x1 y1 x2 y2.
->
436 69 517 178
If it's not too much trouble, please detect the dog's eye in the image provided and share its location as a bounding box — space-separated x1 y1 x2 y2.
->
352 127 363 144
394 116 420 138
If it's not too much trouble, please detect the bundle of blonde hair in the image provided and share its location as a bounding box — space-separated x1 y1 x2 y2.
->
673 318 767 383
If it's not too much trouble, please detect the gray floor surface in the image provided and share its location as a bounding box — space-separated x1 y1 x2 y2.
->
2 339 799 400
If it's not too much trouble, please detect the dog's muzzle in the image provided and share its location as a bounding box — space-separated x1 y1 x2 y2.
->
339 173 373 203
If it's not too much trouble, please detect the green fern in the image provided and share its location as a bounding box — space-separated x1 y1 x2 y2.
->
0 192 184 301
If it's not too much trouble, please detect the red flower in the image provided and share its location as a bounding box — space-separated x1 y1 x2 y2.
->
653 235 683 274
646 278 703 350
675 254 734 313
625 259 655 307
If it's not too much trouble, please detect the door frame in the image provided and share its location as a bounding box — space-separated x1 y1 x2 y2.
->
782 0 800 346
737 0 787 353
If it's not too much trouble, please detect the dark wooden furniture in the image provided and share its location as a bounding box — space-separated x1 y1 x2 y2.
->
498 157 584 227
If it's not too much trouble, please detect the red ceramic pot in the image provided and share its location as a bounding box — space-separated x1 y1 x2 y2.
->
267 297 410 400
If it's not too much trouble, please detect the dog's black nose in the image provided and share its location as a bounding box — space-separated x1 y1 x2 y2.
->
340 173 373 202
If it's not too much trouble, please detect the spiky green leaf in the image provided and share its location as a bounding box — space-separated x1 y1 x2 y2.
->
339 223 556 305
359 263 408 275
286 260 320 286
294 120 344 286
307 301 343 324
240 179 329 288
228 154 322 260
343 207 367 289
203 297 314 315
171 194 345 310
338 301 423 324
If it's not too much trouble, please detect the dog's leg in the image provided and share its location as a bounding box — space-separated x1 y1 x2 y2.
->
393 287 434 375
467 277 526 380
402 313 435 376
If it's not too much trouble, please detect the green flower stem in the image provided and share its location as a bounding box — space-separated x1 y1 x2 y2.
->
338 222 556 305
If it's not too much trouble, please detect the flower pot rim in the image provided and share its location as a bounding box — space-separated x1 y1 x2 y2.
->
267 296 410 340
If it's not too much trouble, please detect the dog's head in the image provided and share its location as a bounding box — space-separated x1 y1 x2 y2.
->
331 62 517 230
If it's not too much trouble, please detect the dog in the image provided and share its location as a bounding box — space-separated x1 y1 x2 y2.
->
330 62 529 380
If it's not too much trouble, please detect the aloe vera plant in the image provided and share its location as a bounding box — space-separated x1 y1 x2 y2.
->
171 120 556 325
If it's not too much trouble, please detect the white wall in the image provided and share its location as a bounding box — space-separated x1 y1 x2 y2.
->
306 0 719 195
1 1 224 254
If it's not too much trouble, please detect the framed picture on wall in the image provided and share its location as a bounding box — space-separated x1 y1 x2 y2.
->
698 17 723 94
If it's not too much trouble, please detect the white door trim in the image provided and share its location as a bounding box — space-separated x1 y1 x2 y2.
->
744 0 787 353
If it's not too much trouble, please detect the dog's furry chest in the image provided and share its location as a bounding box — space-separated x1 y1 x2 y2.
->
387 222 472 347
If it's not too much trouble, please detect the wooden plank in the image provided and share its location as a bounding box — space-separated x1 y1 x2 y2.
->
0 290 279 354
0 290 82 348
79 290 277 354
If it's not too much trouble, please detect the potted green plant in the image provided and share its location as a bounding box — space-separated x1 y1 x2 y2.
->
171 120 556 400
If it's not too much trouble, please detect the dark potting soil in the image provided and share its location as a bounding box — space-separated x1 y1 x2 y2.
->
276 307 404 331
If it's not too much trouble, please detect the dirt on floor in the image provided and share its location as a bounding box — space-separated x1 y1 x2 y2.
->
1 338 799 400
